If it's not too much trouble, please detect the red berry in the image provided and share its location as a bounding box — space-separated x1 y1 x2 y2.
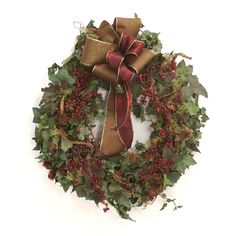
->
103 207 109 213
48 170 56 180
59 166 67 176
43 161 50 169
72 180 78 187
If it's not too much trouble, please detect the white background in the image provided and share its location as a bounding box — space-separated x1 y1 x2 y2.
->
0 0 236 235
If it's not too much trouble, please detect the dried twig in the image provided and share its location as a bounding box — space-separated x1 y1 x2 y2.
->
175 52 192 60
60 95 65 115
71 140 94 148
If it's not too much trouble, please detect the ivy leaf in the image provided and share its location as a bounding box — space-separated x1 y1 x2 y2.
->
62 183 71 192
117 195 131 209
48 63 61 76
32 107 42 123
164 172 181 187
88 79 99 90
138 30 160 50
116 205 134 221
61 137 73 152
160 203 168 211
82 79 99 95
42 130 50 143
131 79 142 99
77 126 90 141
146 106 155 116
186 101 199 115
132 103 145 121
162 146 172 158
58 151 67 161
172 155 196 174
182 75 208 99
162 146 180 161
189 75 208 98
135 141 145 152
181 86 193 99
40 85 60 106
115 83 125 94
134 13 139 18
176 60 193 77
49 68 75 87
68 119 81 126
109 183 121 192
87 19 95 28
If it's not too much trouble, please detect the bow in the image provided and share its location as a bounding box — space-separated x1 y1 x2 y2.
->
81 17 155 156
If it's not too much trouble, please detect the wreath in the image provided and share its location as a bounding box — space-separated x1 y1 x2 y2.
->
33 16 208 220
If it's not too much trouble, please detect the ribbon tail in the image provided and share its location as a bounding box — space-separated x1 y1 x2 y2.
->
115 82 133 149
100 85 126 156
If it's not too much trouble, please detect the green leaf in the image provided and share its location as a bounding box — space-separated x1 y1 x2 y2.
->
77 126 89 141
116 206 134 221
42 130 50 143
138 30 160 50
109 183 121 192
117 195 131 209
160 203 167 211
131 79 142 99
68 119 81 126
87 19 95 28
58 151 67 161
96 111 105 120
49 68 75 87
115 84 125 94
176 60 193 77
32 107 42 123
40 85 60 106
62 183 71 192
83 79 99 94
61 137 73 152
164 172 181 187
162 146 174 159
48 63 61 76
182 86 193 99
146 106 155 116
50 127 59 136
189 75 208 98
182 75 208 99
135 141 145 152
172 155 196 174
132 103 145 121
186 101 199 115
162 146 180 162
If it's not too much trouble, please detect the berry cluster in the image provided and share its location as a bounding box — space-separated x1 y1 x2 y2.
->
42 161 56 180
77 157 105 201
139 154 174 182
137 73 154 88
157 60 177 79
64 71 96 120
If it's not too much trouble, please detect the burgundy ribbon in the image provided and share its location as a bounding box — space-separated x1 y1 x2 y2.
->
106 33 144 149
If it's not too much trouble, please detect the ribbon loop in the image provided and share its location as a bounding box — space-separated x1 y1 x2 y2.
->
119 34 136 55
106 51 124 73
80 17 156 156
81 37 117 66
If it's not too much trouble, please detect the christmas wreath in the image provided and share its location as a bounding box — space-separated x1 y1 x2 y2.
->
33 16 208 220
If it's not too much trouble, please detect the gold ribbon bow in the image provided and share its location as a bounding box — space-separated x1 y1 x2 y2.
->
81 17 155 156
